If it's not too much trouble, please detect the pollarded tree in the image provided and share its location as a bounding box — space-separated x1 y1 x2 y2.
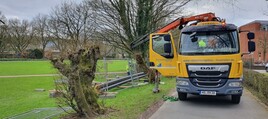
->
51 46 105 118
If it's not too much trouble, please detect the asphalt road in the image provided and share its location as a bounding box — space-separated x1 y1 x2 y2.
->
254 70 267 73
150 89 268 119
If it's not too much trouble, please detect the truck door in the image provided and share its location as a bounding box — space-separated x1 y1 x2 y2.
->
149 33 178 76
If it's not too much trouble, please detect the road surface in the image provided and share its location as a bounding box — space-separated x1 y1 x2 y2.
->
150 89 268 119
254 70 267 73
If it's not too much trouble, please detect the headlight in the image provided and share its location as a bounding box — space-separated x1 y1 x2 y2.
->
177 81 189 86
229 82 242 87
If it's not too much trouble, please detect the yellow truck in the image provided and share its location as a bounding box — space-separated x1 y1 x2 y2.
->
131 13 256 104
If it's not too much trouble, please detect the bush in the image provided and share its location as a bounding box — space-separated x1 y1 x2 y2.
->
28 49 43 59
244 69 268 105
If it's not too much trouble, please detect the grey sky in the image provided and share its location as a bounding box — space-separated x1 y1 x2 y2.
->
184 0 268 26
0 0 267 26
0 0 81 20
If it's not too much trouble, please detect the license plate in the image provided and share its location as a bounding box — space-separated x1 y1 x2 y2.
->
200 91 216 96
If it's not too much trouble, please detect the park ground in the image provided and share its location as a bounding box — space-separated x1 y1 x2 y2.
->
0 60 176 119
2 61 268 119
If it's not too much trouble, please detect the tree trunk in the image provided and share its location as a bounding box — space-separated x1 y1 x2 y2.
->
134 53 155 83
51 46 105 118
42 44 46 58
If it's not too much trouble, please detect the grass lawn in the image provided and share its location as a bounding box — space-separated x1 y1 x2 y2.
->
0 60 175 119
0 61 57 76
96 60 128 72
0 77 57 118
0 60 128 76
101 77 176 119
0 76 176 119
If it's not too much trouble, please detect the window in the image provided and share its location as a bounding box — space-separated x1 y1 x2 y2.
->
180 31 239 55
260 25 268 31
152 34 173 58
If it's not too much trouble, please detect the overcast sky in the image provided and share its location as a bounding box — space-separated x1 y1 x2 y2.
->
184 0 268 26
0 0 82 20
0 0 267 27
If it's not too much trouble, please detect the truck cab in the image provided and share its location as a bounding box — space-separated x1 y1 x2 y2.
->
149 21 255 104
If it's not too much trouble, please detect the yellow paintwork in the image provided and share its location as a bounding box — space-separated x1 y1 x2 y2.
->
149 33 178 76
176 54 243 78
149 32 243 79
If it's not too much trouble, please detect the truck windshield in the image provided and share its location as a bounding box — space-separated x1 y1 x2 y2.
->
179 30 239 55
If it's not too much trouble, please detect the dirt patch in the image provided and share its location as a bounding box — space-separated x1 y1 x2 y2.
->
139 89 176 119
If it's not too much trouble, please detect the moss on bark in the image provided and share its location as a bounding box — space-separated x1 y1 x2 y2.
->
51 46 105 118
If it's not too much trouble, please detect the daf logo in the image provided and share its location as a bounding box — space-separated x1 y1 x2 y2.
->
200 67 216 70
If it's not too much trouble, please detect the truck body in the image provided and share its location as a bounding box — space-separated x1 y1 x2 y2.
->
131 13 255 104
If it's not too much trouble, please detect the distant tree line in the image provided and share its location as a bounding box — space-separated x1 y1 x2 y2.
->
0 0 193 59
0 0 240 59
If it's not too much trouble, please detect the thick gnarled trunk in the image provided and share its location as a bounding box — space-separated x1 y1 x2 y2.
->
51 46 105 118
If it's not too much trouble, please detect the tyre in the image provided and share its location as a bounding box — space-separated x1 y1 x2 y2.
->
231 95 241 104
178 92 187 101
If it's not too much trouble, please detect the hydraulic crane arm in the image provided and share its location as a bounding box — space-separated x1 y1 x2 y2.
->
130 12 217 49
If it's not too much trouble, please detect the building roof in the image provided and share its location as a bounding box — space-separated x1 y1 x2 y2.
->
241 20 268 27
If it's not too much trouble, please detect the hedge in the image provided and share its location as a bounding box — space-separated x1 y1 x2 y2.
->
244 69 268 105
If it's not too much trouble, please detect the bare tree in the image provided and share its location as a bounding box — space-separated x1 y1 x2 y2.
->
7 19 34 57
90 0 191 54
48 1 97 54
87 0 190 82
47 16 69 56
32 14 50 57
258 33 268 62
0 11 7 55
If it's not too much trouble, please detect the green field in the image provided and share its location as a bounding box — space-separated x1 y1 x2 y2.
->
0 60 176 118
0 77 57 118
0 60 128 76
102 78 175 119
96 60 128 72
0 61 57 75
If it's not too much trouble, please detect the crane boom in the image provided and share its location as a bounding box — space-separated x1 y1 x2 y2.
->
130 12 217 49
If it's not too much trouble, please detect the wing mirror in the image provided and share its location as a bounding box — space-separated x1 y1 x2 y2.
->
164 34 171 41
164 43 172 53
247 32 255 40
247 32 255 52
240 31 256 56
248 41 255 52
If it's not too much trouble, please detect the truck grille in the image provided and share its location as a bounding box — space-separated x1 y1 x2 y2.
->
190 78 228 88
187 64 231 88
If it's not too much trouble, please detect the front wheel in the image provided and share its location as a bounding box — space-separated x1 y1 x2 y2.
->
231 95 241 104
178 92 187 101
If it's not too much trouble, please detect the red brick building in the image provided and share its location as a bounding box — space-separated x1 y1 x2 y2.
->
239 20 268 63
